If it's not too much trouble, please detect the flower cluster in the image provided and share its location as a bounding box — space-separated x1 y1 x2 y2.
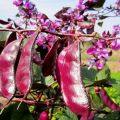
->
87 40 111 69
13 0 96 33
111 0 120 15
77 0 98 10
115 0 120 9
13 0 58 46
13 0 57 32
13 0 37 19
36 33 56 50
87 32 120 69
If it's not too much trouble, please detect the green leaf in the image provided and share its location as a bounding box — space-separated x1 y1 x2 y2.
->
51 81 58 89
0 31 10 48
59 115 70 120
90 88 103 108
65 107 78 120
96 64 111 81
82 66 97 85
44 75 54 86
86 79 106 87
32 63 43 82
29 105 35 113
59 107 78 120
102 111 120 120
52 107 63 119
105 87 120 106
0 103 34 120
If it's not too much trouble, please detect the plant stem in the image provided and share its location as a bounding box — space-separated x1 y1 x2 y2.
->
0 28 97 38
0 28 120 41
12 98 65 106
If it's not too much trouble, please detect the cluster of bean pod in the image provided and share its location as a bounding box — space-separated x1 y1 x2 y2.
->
0 30 40 100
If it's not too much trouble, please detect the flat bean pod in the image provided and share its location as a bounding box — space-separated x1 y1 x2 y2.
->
99 88 120 111
16 31 40 94
0 38 23 99
57 41 90 116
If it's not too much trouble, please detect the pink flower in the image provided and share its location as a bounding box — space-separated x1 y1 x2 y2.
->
23 1 34 10
87 47 96 55
36 36 45 46
96 59 105 70
13 0 23 6
111 40 120 50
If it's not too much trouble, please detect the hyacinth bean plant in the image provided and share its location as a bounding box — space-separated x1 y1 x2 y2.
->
0 0 120 120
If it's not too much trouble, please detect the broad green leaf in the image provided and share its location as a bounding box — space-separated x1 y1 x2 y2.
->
90 88 103 108
32 63 43 82
104 112 120 120
0 31 10 48
58 107 78 120
44 75 54 86
52 107 78 120
82 66 97 85
52 107 64 120
110 72 120 92
64 107 78 120
59 115 70 120
0 30 16 52
105 87 120 106
29 105 35 113
86 79 106 87
100 111 120 120
96 64 111 81
51 81 58 89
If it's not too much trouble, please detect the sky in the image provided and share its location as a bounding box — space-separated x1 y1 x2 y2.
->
0 0 77 20
0 0 119 33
